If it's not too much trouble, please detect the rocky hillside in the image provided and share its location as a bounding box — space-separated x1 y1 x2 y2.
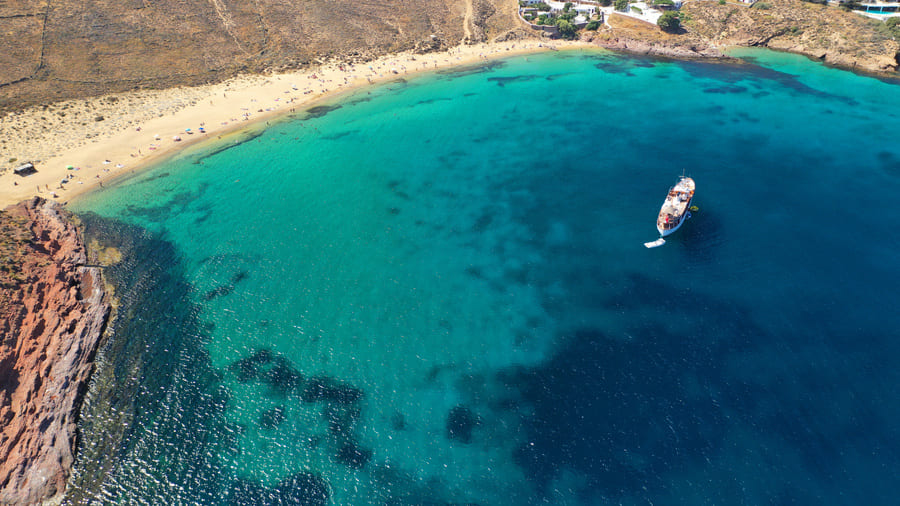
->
0 198 110 505
586 1 898 73
683 0 899 72
1 0 898 113
0 0 522 113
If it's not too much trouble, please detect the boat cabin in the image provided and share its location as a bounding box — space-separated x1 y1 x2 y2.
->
13 162 37 176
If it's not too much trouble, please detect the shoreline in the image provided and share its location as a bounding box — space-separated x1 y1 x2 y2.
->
0 39 597 208
3 32 893 209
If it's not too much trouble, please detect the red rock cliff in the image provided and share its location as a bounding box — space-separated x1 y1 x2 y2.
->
0 198 110 505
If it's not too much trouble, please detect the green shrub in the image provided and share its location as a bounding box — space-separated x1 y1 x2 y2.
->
719 0 726 4
557 19 578 39
586 20 601 30
615 0 629 12
658 10 681 33
754 2 772 9
653 0 675 6
631 6 643 14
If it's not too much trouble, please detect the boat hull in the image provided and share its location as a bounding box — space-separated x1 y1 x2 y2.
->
655 176 695 237
658 214 686 237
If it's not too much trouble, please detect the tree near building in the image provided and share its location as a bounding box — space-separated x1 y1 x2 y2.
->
557 19 578 39
657 10 681 33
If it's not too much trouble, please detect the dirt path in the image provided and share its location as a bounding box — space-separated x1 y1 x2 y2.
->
208 0 246 53
462 0 474 43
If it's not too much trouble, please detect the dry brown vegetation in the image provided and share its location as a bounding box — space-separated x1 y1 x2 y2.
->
1 0 898 114
0 0 525 113
683 0 899 71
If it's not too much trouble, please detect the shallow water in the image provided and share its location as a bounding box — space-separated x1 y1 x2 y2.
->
69 48 900 505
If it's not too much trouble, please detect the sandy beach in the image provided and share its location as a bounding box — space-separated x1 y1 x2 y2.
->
0 39 595 208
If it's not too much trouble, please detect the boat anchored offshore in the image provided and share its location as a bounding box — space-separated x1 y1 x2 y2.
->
644 175 695 248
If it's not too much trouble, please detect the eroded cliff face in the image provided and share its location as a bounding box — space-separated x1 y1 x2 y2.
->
0 198 110 505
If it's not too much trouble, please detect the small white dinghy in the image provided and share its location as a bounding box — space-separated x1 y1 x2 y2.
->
644 238 666 248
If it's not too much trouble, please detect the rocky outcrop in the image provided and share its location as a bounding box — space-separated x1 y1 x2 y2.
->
583 3 899 74
683 0 900 74
0 198 110 505
587 13 726 59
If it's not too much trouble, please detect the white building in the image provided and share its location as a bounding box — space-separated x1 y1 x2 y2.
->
546 1 597 16
574 4 597 17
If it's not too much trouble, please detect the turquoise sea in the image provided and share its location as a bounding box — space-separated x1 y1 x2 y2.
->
68 48 900 505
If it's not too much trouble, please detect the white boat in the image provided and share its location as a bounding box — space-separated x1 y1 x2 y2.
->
645 175 695 248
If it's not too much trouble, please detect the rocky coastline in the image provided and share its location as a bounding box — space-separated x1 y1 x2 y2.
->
0 198 111 505
678 0 899 74
0 4 897 501
584 3 899 75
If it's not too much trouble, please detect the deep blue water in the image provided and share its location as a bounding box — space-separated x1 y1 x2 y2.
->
68 48 900 504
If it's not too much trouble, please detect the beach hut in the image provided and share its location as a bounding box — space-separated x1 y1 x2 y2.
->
13 162 37 176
